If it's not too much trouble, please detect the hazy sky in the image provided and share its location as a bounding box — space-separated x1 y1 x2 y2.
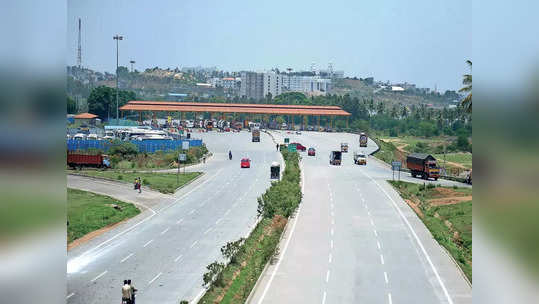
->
67 0 470 91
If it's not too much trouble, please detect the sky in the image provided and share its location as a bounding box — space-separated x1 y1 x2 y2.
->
67 0 471 91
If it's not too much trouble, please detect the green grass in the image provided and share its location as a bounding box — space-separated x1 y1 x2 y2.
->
67 188 140 243
373 137 399 164
434 152 473 169
388 180 472 282
76 171 201 194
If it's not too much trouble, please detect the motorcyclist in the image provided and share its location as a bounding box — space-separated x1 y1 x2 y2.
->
229 150 232 160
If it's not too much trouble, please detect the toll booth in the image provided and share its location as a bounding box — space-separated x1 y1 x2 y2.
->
270 162 280 179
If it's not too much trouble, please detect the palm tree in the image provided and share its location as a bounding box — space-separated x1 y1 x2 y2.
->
459 60 472 113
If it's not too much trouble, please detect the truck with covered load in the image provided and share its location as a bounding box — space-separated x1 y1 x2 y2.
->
359 132 368 147
329 151 342 165
67 151 110 169
406 153 440 180
252 129 260 142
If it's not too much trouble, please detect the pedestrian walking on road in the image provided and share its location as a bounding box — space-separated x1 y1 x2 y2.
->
137 177 141 193
127 279 137 304
122 280 132 304
276 143 279 151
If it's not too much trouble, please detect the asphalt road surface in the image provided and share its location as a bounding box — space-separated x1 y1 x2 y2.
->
67 130 282 303
249 130 472 304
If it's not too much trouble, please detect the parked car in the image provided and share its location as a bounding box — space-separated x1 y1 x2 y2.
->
290 142 306 151
295 131 302 135
240 158 251 168
308 148 316 156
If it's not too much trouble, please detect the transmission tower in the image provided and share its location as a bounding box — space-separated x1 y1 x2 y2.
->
328 62 334 77
130 60 136 72
77 18 82 68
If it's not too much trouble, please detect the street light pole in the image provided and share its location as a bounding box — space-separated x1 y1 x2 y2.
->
113 35 123 124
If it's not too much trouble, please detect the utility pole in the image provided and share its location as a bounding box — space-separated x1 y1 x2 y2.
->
77 18 82 68
113 34 123 124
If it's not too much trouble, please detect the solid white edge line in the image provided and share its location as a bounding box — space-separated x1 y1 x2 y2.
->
120 253 134 263
91 270 107 282
148 272 162 285
360 170 454 304
143 240 153 247
66 292 75 299
192 288 206 303
256 161 305 304
204 227 212 234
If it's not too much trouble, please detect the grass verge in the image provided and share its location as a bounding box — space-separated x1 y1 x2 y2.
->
67 188 140 243
74 171 201 194
388 180 472 282
197 150 301 303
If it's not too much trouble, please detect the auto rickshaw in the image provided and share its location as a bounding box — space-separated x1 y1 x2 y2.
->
270 162 280 179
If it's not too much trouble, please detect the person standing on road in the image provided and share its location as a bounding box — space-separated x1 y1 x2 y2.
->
276 143 279 151
127 279 137 304
122 280 132 304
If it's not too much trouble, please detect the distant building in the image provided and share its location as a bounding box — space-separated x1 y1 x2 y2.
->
74 112 98 125
391 86 405 92
240 72 264 100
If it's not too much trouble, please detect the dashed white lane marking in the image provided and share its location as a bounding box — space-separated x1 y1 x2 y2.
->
367 210 371 216
370 219 375 226
361 197 365 202
331 219 335 225
322 291 327 304
161 227 170 235
91 270 107 282
373 230 378 237
204 227 212 235
174 254 183 263
377 241 381 250
358 169 454 304
330 203 334 209
384 271 389 284
189 209 196 215
120 253 134 263
66 292 75 299
215 218 223 225
380 254 385 265
330 228 334 236
190 240 198 248
331 211 335 217
388 293 393 304
330 240 334 249
148 272 162 285
176 218 184 224
224 209 231 216
328 253 333 263
143 240 153 247
326 270 331 282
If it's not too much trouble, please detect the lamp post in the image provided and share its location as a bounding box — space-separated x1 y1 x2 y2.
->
113 35 123 124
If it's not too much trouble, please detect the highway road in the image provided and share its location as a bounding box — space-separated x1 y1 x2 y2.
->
67 131 282 303
249 131 472 304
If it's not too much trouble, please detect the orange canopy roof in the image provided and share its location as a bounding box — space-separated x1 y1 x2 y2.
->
120 101 350 116
74 112 98 119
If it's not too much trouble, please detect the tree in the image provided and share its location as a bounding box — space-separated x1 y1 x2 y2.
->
87 86 136 120
459 60 472 113
67 95 77 114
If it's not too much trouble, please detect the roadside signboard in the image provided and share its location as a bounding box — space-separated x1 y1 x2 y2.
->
391 161 402 181
288 144 297 152
178 154 187 162
284 138 290 144
182 141 190 150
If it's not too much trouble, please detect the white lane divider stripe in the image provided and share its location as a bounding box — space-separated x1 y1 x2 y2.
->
373 230 378 237
377 241 381 250
189 209 196 215
174 254 183 262
66 292 75 299
328 253 333 263
331 240 334 249
380 254 385 265
190 240 198 248
176 218 184 224
224 209 231 217
161 227 170 235
143 240 153 247
120 253 134 263
388 293 393 304
215 218 223 225
326 270 330 283
91 270 107 282
322 291 327 304
148 272 162 285
384 271 389 284
330 228 334 236
204 228 212 235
